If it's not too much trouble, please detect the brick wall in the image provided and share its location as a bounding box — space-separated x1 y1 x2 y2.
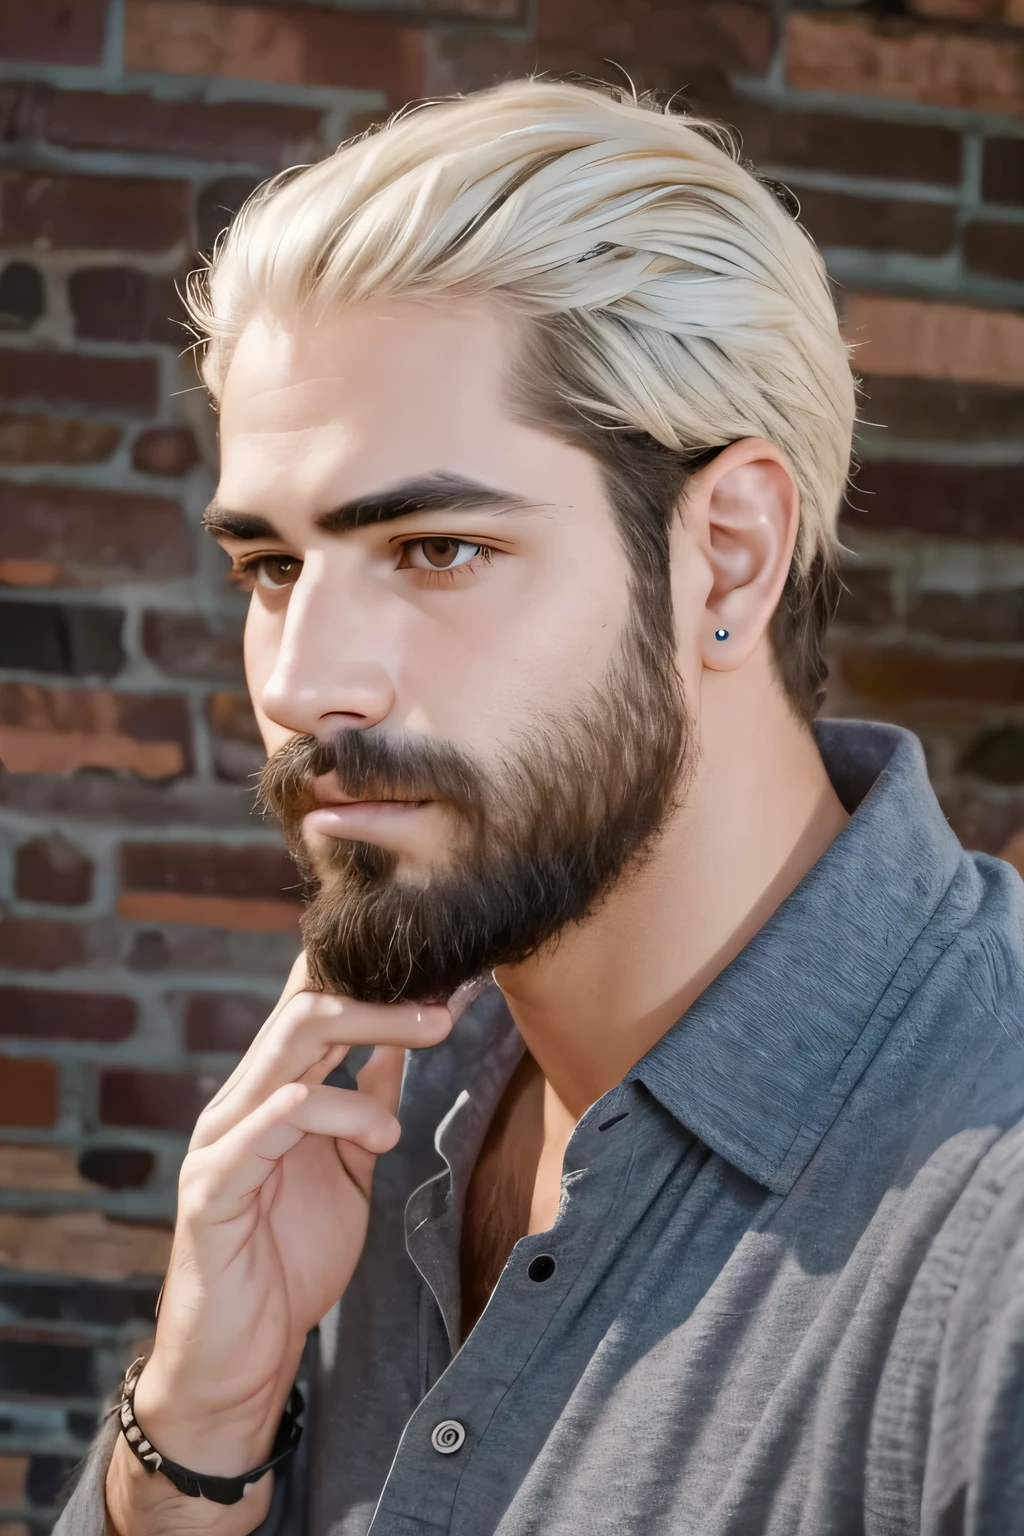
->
1 1 1022 1527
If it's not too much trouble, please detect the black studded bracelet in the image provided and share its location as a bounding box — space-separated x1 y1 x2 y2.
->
116 1356 304 1507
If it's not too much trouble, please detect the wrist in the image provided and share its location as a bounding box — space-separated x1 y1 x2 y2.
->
106 1433 273 1536
133 1354 299 1476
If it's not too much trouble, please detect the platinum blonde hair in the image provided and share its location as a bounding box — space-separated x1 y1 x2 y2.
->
189 78 855 675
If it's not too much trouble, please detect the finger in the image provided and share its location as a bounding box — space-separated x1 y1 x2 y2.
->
208 951 311 1103
355 1044 408 1120
216 993 448 1113
194 995 450 1147
182 1083 401 1220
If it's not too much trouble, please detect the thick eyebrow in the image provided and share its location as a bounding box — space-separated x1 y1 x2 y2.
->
317 472 533 532
202 473 532 542
201 507 280 540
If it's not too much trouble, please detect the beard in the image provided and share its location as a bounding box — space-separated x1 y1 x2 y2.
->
258 602 690 1004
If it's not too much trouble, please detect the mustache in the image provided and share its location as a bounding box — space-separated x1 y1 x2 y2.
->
257 728 487 832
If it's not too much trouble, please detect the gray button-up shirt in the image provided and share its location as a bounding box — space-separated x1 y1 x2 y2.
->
58 720 1024 1535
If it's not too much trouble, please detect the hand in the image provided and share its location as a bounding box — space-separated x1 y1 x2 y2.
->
108 955 450 1529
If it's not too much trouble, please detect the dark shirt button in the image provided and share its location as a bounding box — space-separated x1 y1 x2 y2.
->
528 1254 556 1283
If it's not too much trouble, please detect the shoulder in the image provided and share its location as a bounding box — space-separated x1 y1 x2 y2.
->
949 852 1024 1017
868 1118 1024 1532
902 849 1024 1071
925 1121 1024 1522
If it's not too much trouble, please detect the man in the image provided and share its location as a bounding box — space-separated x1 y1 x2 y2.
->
58 80 1024 1536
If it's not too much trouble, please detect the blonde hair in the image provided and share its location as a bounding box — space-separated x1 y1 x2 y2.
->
189 78 856 711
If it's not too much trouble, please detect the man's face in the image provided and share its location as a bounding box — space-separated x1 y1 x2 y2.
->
214 301 688 1001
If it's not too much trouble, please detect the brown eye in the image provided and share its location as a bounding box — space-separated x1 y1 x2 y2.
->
254 556 302 590
406 538 481 571
423 538 460 568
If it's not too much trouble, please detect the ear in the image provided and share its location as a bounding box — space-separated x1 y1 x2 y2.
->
678 438 799 672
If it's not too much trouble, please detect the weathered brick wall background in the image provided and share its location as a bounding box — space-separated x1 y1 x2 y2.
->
0 0 1022 1528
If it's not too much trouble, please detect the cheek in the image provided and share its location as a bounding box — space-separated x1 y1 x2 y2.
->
392 541 631 751
243 599 292 756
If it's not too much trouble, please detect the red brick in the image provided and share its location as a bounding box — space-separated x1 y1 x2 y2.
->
908 588 1024 644
142 613 244 683
0 770 259 832
0 88 20 147
0 1209 170 1279
0 1269 160 1319
0 596 125 678
944 794 1024 859
960 725 1024 786
0 1058 58 1128
0 349 158 416
786 12 1024 117
15 85 324 166
15 834 93 906
160 0 523 11
120 840 301 904
723 97 961 187
184 991 267 1053
796 187 956 257
99 1068 221 1133
999 825 1024 881
425 27 539 94
0 482 194 586
118 891 300 931
834 568 894 628
842 647 1024 705
0 261 43 329
982 138 1024 209
0 682 193 779
30 1456 81 1508
123 0 426 101
859 376 1024 446
125 923 300 976
77 1146 155 1190
131 427 200 477
0 86 19 140
0 1454 28 1502
208 690 264 782
0 413 121 466
845 462 1022 542
0 169 191 253
125 922 299 976
0 1332 95 1398
843 295 1024 390
422 0 525 13
68 268 183 346
196 172 266 251
342 108 391 139
536 0 776 85
0 0 109 66
0 1144 91 1193
0 987 135 1043
0 918 93 971
909 0 1022 20
964 220 1024 284
0 561 62 589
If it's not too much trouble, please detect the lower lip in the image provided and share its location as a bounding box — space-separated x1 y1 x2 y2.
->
304 802 430 839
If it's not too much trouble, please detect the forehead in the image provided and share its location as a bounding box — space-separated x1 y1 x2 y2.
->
217 300 572 518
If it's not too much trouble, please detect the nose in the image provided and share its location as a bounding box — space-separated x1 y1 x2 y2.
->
255 557 396 741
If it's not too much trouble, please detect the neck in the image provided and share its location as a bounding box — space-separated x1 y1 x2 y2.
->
493 647 849 1121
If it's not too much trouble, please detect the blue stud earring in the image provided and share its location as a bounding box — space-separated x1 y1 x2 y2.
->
714 628 729 642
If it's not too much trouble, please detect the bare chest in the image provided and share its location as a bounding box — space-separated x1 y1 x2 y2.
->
459 1054 566 1340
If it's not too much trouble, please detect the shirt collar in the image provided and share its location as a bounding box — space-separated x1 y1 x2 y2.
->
630 720 965 1196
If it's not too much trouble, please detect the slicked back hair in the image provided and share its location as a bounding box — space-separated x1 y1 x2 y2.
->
189 78 856 719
